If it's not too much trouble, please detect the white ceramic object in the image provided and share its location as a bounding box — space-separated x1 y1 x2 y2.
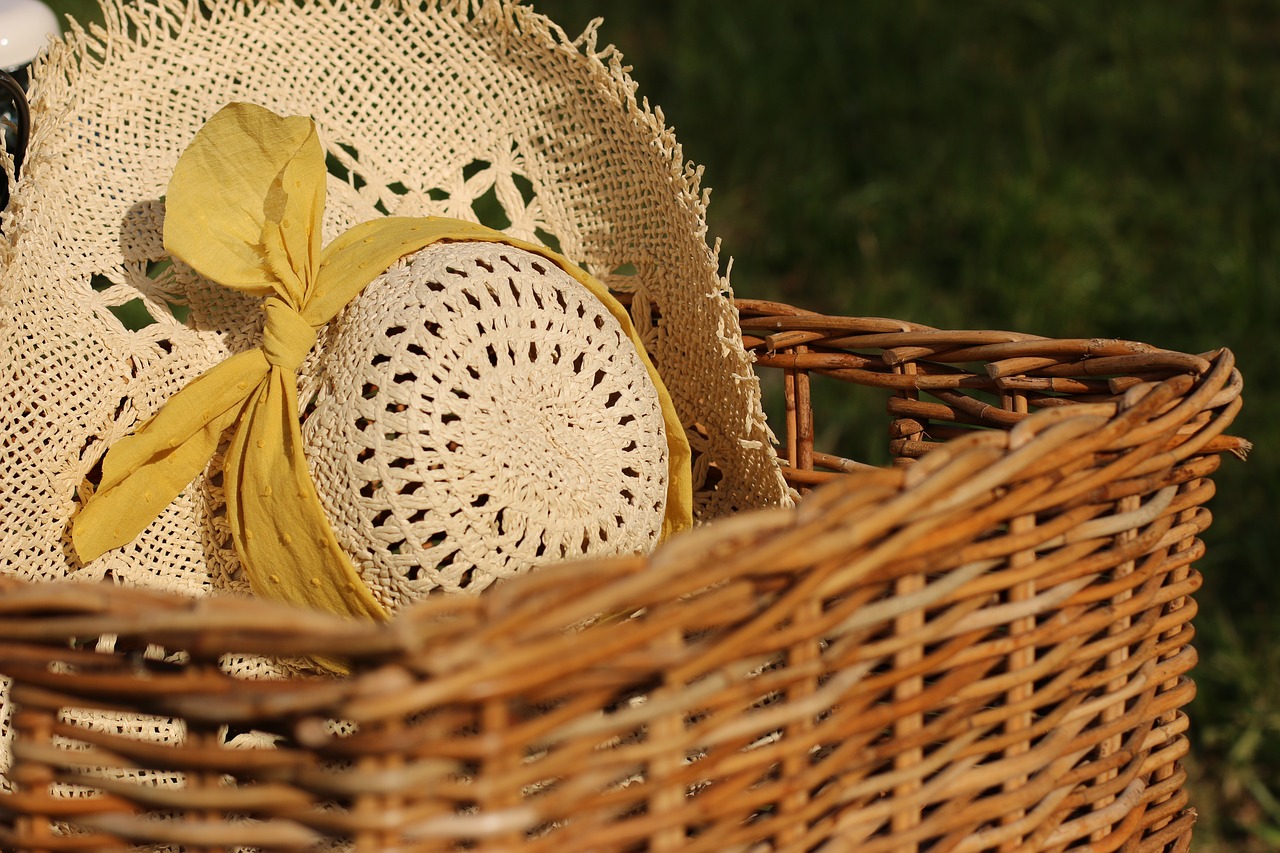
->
0 0 59 70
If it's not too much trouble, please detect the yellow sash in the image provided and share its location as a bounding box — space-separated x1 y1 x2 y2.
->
73 102 692 622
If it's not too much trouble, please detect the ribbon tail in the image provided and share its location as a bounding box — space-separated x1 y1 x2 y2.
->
93 351 269 491
73 401 244 563
73 351 268 562
225 369 390 626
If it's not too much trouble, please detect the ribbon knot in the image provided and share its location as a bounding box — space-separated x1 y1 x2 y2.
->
262 297 317 372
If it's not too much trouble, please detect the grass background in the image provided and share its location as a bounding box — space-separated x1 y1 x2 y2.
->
36 1 1280 849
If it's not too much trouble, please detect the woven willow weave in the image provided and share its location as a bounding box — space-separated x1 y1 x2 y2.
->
0 0 788 791
0 324 1246 849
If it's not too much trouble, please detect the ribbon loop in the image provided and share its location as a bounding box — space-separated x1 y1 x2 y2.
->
262 296 317 371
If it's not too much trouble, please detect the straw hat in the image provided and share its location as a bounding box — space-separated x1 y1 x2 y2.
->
1 0 789 600
64 100 695 629
0 0 793 790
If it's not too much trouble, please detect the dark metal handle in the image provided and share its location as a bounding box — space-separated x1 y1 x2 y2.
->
1 68 31 219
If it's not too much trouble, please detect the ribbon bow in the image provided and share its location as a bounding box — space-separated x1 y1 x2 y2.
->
73 102 692 622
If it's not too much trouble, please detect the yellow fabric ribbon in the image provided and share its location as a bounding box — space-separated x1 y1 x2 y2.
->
73 102 692 622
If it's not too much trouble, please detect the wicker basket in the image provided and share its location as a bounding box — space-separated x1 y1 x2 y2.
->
0 302 1245 852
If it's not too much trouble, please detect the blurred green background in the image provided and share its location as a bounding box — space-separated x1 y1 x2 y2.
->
36 1 1279 849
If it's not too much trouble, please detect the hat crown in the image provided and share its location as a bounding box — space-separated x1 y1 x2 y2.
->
303 241 669 607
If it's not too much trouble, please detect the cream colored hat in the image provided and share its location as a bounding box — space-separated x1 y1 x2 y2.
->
1 0 789 606
0 0 795 798
67 101 693 627
0 0 793 789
